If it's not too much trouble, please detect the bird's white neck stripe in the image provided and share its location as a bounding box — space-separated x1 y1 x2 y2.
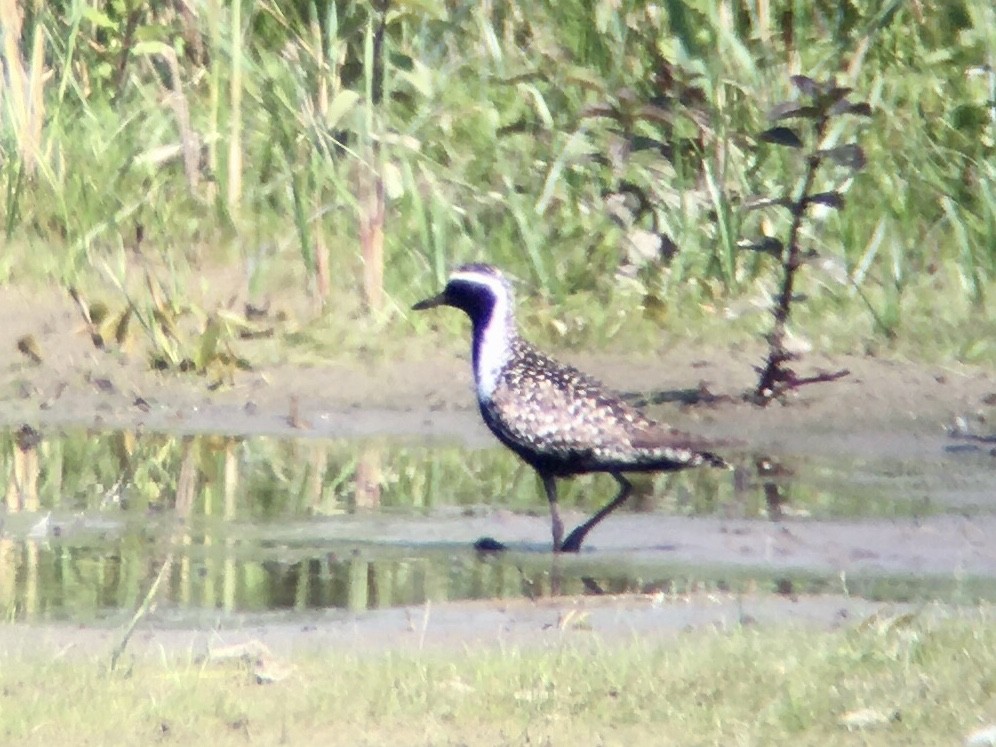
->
451 271 513 401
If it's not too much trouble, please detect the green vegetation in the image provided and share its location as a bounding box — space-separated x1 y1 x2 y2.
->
0 612 994 745
0 0 993 367
749 75 870 402
3 6 993 735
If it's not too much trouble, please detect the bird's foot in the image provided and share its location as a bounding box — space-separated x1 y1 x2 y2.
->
559 528 586 553
473 536 508 553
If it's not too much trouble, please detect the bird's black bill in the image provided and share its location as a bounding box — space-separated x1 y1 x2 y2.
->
412 292 446 311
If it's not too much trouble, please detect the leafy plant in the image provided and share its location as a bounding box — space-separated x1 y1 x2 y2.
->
0 0 992 370
67 267 262 388
747 75 872 404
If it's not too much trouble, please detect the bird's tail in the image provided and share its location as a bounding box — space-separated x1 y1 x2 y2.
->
699 451 731 469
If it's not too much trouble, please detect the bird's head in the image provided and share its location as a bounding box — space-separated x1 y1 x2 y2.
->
412 263 515 331
413 263 518 399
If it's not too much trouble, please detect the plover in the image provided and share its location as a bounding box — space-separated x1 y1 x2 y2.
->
413 263 727 552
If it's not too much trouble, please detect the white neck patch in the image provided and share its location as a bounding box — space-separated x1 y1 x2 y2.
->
450 270 514 401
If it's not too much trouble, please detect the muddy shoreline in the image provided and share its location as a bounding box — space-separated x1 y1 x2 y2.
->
3 282 994 450
2 285 995 655
3 344 994 458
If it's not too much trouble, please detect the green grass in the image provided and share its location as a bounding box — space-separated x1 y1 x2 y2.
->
0 0 993 367
0 611 993 745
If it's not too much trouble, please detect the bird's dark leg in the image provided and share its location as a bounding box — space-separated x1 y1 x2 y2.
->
541 474 564 552
561 472 632 553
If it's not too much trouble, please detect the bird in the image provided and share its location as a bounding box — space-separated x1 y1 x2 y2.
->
412 263 729 553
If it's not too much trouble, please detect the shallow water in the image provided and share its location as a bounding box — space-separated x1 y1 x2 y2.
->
1 426 994 624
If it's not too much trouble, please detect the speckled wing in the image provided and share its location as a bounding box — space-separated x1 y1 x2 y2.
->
487 343 726 472
626 422 729 468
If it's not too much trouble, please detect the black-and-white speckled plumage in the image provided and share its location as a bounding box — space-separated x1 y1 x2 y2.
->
413 263 728 551
482 335 726 476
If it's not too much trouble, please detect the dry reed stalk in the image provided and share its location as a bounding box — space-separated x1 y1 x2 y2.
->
227 0 244 211
307 445 328 512
4 426 40 511
0 0 47 176
314 226 331 306
310 14 331 307
158 46 200 192
352 444 382 510
358 161 385 311
223 438 239 519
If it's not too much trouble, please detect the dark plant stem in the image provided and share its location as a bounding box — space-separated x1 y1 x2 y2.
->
113 5 143 97
753 116 847 403
371 0 389 106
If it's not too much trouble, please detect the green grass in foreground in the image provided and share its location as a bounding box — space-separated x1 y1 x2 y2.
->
1 613 993 746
